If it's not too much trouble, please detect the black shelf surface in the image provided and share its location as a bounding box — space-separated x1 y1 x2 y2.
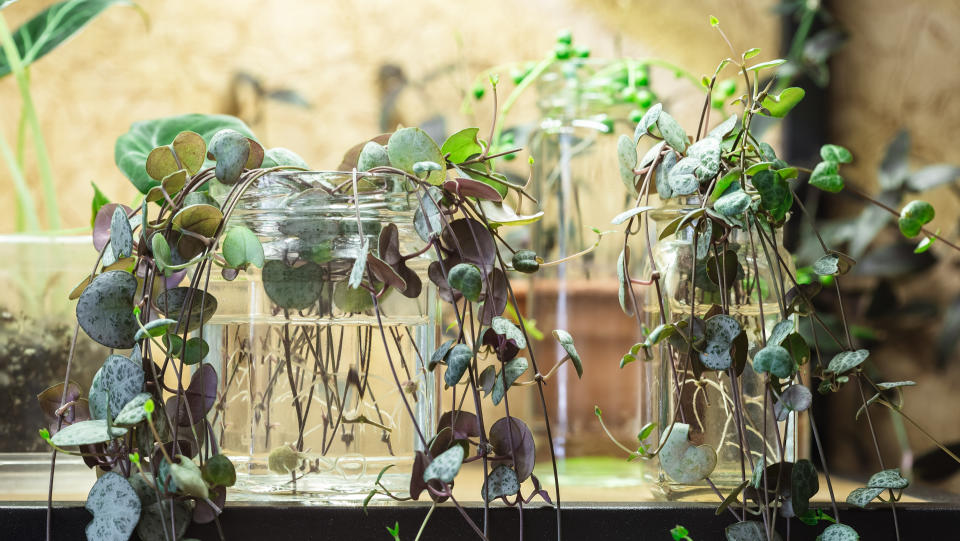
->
3 501 959 540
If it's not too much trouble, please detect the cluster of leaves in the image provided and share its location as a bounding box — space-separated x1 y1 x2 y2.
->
603 18 960 541
41 114 308 540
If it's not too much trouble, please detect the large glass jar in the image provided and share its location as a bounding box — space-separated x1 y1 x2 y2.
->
204 171 437 501
521 60 649 484
635 197 804 500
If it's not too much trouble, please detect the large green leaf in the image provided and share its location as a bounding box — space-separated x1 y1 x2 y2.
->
85 471 140 541
0 0 139 78
387 127 446 185
115 114 256 194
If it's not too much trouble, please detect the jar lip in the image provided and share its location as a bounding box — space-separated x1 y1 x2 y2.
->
229 170 416 214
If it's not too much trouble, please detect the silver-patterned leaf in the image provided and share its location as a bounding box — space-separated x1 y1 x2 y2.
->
423 444 465 484
85 472 140 541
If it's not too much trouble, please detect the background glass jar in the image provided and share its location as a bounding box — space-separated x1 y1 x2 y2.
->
204 171 437 500
635 196 805 500
517 59 652 484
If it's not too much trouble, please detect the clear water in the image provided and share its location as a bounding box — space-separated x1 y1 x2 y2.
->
204 315 434 501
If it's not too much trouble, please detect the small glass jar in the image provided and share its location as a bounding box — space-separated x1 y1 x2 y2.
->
204 171 437 501
635 196 804 500
521 59 650 484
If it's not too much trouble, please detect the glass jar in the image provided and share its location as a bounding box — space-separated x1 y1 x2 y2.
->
204 171 437 501
521 59 650 484
636 196 804 500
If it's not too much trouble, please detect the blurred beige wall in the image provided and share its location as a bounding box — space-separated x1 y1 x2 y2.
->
0 0 779 232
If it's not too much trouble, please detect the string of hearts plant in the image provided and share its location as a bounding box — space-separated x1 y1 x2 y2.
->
602 17 960 541
38 81 583 541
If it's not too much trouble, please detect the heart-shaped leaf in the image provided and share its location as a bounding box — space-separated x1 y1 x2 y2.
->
810 160 844 193
442 128 483 164
202 454 237 487
618 135 639 196
423 444 464 484
759 87 805 117
553 329 582 378
489 416 536 481
155 287 218 332
85 471 140 541
90 354 144 421
333 281 374 313
812 252 855 276
37 382 88 434
687 136 721 180
262 147 309 169
898 200 935 238
448 263 483 302
413 161 443 178
752 169 792 221
667 157 700 195
660 422 717 483
171 131 207 174
50 419 127 446
222 226 264 269
753 345 795 379
656 111 687 153
791 459 819 517
868 469 909 490
706 249 741 289
654 147 676 199
491 316 527 349
820 144 853 164
110 206 133 260
115 114 255 194
262 260 323 310
208 129 251 185
511 250 540 273
444 344 473 387
846 486 884 508
819 523 859 540
478 200 544 227
171 204 223 259
388 127 446 185
113 392 153 426
701 315 741 370
168 456 209 499
714 189 752 217
827 349 869 375
725 520 781 541
483 465 521 502
77 271 138 348
634 103 662 142
768 319 794 346
776 384 812 421
478 268 508 325
164 335 209 365
167 364 217 426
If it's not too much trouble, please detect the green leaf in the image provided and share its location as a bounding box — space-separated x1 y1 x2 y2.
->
90 354 144 421
759 87 805 117
444 344 473 387
819 523 859 540
91 182 110 228
207 129 251 185
753 345 794 379
414 187 444 242
50 419 127 446
84 471 140 541
413 160 443 177
155 287 218 332
876 380 915 390
617 135 639 196
657 111 688 153
714 190 752 217
792 459 819 517
743 47 761 60
502 357 528 390
768 319 794 346
746 58 787 72
553 329 582 378
846 486 884 508
222 226 265 269
357 141 390 171
116 114 255 194
668 158 700 195
701 314 740 370
491 316 527 349
660 422 716 483
77 270 139 349
868 469 909 489
820 144 853 164
261 260 322 310
898 200 935 238
752 169 792 220
812 252 855 276
725 520 779 541
617 247 632 315
168 456 209 499
423 444 464 483
709 15 719 26
165 335 209 365
203 454 237 487
655 146 676 199
448 263 483 302
511 250 540 273
914 236 935 253
113 393 153 426
170 203 224 259
634 103 662 143
109 206 133 260
687 136 721 180
441 128 483 164
827 349 870 374
0 0 139 78
333 280 373 313
348 237 369 289
611 206 654 226
809 160 845 193
262 147 309 169
482 465 521 501
387 127 446 184
133 318 176 341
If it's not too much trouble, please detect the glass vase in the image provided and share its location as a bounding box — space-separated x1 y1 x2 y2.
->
204 171 438 501
521 59 651 485
636 196 804 500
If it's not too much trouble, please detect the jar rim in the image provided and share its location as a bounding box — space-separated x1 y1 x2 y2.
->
228 170 416 214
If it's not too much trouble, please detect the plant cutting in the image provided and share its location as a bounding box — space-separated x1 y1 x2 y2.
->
602 16 960 540
40 76 584 540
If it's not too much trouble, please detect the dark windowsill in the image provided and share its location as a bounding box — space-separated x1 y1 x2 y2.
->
3 500 959 540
